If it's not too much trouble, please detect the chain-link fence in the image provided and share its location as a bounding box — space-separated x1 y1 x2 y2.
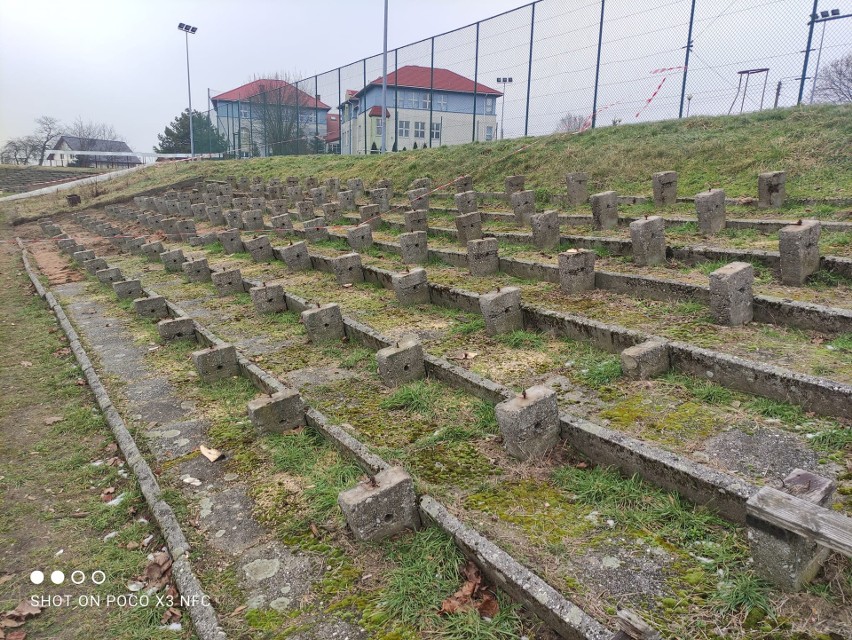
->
194 0 851 159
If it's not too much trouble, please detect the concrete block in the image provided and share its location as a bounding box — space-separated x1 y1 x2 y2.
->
73 249 95 265
250 284 287 314
558 249 596 294
199 233 219 246
330 253 364 285
530 210 560 251
161 249 186 272
375 178 392 192
269 199 288 215
113 280 143 300
590 191 618 230
360 204 381 230
305 176 319 190
126 237 147 255
407 188 429 211
83 258 108 275
241 209 264 231
347 225 373 251
57 239 80 254
191 203 208 220
710 262 754 326
510 190 535 226
270 213 294 232
301 303 345 342
496 386 560 460
309 187 327 205
347 178 364 198
338 190 356 211
455 212 482 245
456 175 473 193
134 296 169 321
249 197 266 211
277 242 312 271
244 235 274 262
391 268 429 306
480 287 522 335
565 172 589 206
141 241 165 261
454 190 478 214
371 187 390 213
468 237 499 276
224 209 243 229
338 466 421 542
303 218 329 243
779 220 820 286
376 336 425 387
695 189 726 235
247 389 306 434
96 267 124 285
748 469 835 591
399 231 428 264
410 177 431 190
212 269 244 296
404 209 429 233
629 216 666 266
191 345 240 383
207 206 226 226
621 340 670 380
758 171 786 209
325 177 340 197
182 258 211 283
296 201 315 221
157 317 195 341
322 202 341 222
652 171 678 206
218 229 245 254
505 175 525 194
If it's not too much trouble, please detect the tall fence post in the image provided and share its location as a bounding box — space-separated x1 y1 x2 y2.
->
363 60 368 155
394 49 399 151
798 0 819 104
524 2 536 137
591 0 605 128
472 21 480 143
678 0 697 118
314 76 319 154
429 37 435 148
295 81 300 156
338 67 343 155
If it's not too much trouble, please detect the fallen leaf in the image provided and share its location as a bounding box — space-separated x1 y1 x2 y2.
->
476 592 499 618
310 523 320 538
43 417 63 426
199 445 223 463
75 378 87 386
19 362 32 368
228 605 247 618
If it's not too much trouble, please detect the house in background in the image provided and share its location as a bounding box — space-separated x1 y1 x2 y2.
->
212 79 332 156
47 136 141 168
325 113 340 154
339 65 502 155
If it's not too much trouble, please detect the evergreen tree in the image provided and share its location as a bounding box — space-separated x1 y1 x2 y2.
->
154 109 228 154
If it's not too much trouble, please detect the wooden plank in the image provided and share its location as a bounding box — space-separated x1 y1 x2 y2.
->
747 487 852 557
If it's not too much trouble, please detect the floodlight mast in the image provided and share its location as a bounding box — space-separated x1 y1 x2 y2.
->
178 22 198 157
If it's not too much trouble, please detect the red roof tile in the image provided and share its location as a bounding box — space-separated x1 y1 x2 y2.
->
212 79 331 109
368 66 501 96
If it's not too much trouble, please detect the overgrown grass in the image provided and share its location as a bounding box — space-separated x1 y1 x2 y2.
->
380 379 441 416
495 329 544 350
449 315 486 335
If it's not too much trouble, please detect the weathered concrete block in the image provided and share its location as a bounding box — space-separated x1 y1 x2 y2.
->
199 233 219 246
309 187 327 206
212 269 244 296
191 344 240 382
83 258 108 275
270 213 294 232
338 466 421 542
455 212 482 245
338 190 356 211
347 178 364 198
530 210 560 251
375 178 392 192
218 229 245 254
565 172 588 207
141 241 165 261
134 296 169 321
126 237 147 255
277 242 312 271
480 287 522 335
621 340 670 380
590 191 618 230
558 249 595 294
191 203 208 221
404 209 428 233
360 204 381 230
779 220 820 286
244 235 274 262
376 336 425 387
347 225 373 251
758 171 786 209
113 279 143 300
629 216 666 266
371 187 390 213
468 238 499 276
748 469 835 591
303 218 329 242
696 189 726 235
505 175 525 194
392 268 429 306
331 253 364 285
250 284 287 314
296 200 315 221
496 386 560 460
510 190 535 226
456 175 473 193
652 171 678 206
407 188 429 211
241 209 264 231
325 177 340 198
322 202 340 222
161 249 186 272
96 267 124 285
710 262 754 326
455 190 477 215
247 389 306 434
157 317 195 341
57 239 80 254
301 303 345 342
182 258 211 283
269 199 288 215
73 249 95 265
224 209 243 229
410 177 431 191
399 231 428 264
305 176 319 190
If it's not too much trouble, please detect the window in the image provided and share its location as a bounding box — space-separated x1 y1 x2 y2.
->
435 94 447 111
421 93 431 110
431 122 441 140
376 118 383 136
485 97 495 115
485 125 494 141
414 122 425 139
240 108 250 119
398 120 410 137
404 91 417 109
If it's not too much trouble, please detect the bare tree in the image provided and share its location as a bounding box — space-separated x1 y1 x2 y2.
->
814 53 852 104
65 117 124 167
1 138 33 165
556 113 586 133
244 73 313 156
32 116 62 165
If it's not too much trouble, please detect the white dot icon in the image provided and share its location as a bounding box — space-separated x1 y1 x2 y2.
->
50 570 65 585
30 570 44 585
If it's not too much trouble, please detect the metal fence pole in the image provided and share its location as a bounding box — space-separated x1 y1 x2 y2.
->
524 2 535 137
338 67 343 155
394 49 399 151
429 37 435 148
472 21 480 142
296 81 301 156
678 0 697 118
798 0 819 104
237 100 242 159
363 60 367 155
591 0 605 128
315 76 319 153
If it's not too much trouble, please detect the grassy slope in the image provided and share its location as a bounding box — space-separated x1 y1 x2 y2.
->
2 104 850 224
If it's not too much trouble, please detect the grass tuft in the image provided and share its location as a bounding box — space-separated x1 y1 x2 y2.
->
380 380 441 416
495 330 544 350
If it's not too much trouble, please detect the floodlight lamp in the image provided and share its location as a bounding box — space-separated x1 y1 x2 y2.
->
190 26 197 33
178 22 185 29
820 10 830 17
508 77 513 83
831 8 840 15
